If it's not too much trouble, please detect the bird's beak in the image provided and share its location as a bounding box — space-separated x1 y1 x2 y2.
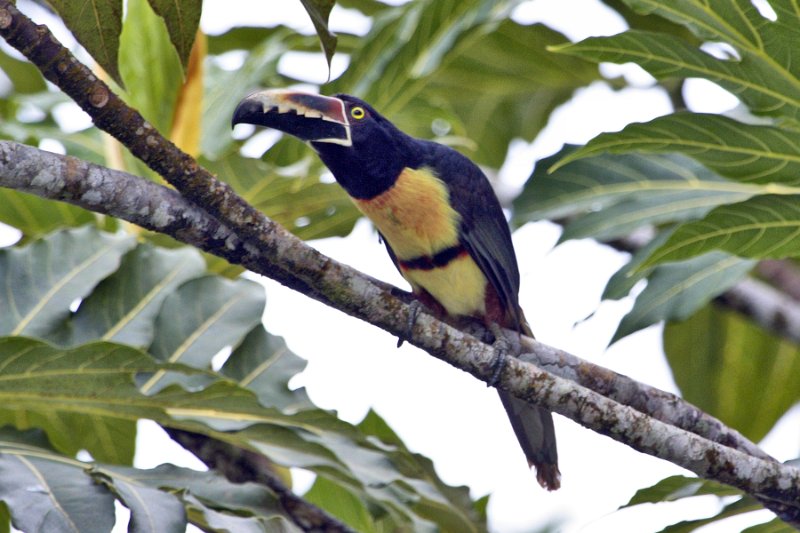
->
231 89 352 147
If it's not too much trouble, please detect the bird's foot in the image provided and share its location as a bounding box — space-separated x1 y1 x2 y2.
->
487 323 510 388
397 299 423 348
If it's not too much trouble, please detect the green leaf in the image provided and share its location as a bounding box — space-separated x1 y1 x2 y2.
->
612 252 755 343
0 450 116 533
551 113 800 186
620 0 800 97
0 338 484 530
553 29 800 122
0 188 99 239
142 275 265 393
48 0 124 86
50 244 205 347
182 492 302 533
119 0 184 135
304 475 376 532
644 194 800 266
221 326 314 412
300 0 338 68
623 475 741 507
0 226 136 338
146 0 202 72
423 21 599 167
513 147 764 225
664 304 800 441
202 28 291 158
201 154 359 240
0 46 46 94
94 468 186 533
333 2 598 168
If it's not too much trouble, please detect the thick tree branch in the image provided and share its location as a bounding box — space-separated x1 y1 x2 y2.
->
1 1 798 526
2 142 799 523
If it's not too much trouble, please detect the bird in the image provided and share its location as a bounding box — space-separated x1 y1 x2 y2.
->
232 89 560 490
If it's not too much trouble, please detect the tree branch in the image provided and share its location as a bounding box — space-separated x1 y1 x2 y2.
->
2 140 799 524
1 1 799 527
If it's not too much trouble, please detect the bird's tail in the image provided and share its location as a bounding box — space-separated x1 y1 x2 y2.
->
499 391 561 490
501 314 560 490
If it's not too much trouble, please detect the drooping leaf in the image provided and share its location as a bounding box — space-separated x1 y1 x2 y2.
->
147 0 203 72
142 275 265 393
664 304 800 441
551 113 800 187
48 0 124 86
612 252 755 343
644 194 800 266
0 226 135 338
49 244 205 347
0 189 99 238
300 0 338 68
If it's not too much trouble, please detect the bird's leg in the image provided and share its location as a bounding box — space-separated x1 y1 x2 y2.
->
487 323 510 388
397 299 423 348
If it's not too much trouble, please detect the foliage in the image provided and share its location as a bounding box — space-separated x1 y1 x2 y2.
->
0 0 798 531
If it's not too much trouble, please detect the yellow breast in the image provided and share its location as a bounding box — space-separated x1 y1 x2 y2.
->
353 167 487 317
354 167 461 260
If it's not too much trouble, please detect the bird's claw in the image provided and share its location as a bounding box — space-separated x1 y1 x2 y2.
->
397 299 423 347
487 323 510 388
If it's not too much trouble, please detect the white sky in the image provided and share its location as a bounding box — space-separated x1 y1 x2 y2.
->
4 0 796 532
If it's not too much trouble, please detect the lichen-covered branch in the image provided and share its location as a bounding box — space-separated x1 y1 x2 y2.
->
1 1 799 526
2 140 799 524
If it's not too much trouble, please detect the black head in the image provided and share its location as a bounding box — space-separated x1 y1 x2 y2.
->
232 90 420 199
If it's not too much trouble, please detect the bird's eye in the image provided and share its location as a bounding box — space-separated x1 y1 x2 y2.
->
350 106 366 120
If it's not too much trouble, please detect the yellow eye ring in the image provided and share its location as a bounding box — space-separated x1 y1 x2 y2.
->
351 106 366 119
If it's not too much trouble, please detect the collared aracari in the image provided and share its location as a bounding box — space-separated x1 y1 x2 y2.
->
232 89 560 490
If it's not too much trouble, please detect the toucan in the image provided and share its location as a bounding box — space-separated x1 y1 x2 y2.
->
232 89 560 490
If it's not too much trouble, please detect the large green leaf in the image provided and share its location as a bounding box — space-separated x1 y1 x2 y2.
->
611 252 755 343
620 0 800 95
0 336 485 530
0 226 135 338
514 148 767 234
644 194 800 266
142 275 265 393
553 28 800 122
50 244 205 347
48 0 124 86
147 0 203 72
664 304 800 441
551 113 800 186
